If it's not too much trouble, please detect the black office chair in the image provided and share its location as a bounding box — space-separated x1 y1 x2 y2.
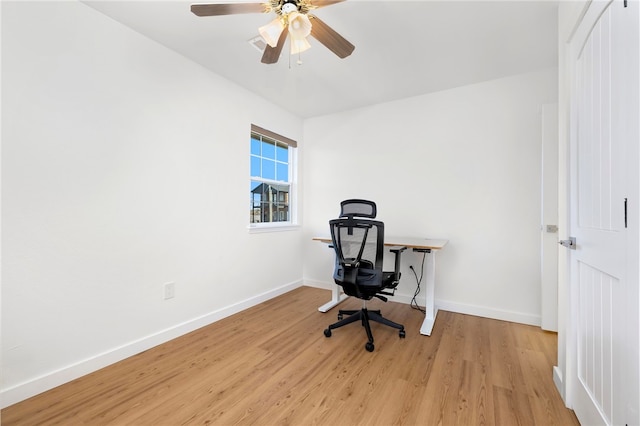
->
323 199 407 352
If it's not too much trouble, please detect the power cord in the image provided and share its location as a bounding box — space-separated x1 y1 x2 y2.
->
409 251 427 313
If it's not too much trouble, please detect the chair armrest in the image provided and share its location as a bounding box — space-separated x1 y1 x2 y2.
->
390 245 407 278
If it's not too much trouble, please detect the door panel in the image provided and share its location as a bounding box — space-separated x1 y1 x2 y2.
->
568 1 639 425
576 261 619 423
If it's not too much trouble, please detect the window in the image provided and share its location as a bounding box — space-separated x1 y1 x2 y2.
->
250 125 297 229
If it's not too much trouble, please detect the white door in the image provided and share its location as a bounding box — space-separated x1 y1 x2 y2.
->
567 1 639 425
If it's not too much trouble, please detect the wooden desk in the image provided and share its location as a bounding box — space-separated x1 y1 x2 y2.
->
312 236 448 336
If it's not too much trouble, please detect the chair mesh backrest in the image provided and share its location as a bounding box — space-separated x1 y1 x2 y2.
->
330 217 385 296
340 199 377 219
331 220 381 269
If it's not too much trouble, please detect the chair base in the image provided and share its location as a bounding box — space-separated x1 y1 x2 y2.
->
323 307 405 352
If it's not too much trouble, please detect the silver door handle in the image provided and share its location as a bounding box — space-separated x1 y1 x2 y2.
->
559 237 576 250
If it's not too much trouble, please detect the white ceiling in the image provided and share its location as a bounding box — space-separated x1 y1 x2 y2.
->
83 0 559 118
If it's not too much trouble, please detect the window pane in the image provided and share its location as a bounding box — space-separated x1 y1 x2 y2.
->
250 180 262 223
276 144 288 162
273 186 289 222
250 155 261 177
262 140 276 159
262 159 275 180
251 137 261 155
276 162 288 182
260 202 269 222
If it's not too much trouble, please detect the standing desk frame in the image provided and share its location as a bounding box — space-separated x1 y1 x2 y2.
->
312 237 448 336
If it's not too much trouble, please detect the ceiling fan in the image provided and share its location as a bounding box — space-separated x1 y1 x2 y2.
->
191 0 355 64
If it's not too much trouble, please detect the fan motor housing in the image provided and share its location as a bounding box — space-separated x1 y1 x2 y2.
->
271 0 314 16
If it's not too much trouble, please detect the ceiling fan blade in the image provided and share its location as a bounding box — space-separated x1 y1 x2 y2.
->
312 0 346 8
261 29 288 64
309 15 354 59
191 3 266 16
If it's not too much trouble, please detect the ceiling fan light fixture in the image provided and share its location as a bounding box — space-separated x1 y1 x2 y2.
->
287 11 312 39
190 0 353 65
259 18 285 47
290 36 311 55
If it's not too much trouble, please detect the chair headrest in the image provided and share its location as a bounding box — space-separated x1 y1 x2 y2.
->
339 199 377 219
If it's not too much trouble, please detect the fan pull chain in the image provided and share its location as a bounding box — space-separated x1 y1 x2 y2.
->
287 38 303 69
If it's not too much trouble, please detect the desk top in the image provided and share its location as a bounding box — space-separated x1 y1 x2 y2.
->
312 236 448 251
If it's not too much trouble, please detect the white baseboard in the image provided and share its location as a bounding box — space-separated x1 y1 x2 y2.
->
302 279 333 290
1 280 302 409
553 365 565 402
390 293 418 306
303 280 541 327
435 298 541 327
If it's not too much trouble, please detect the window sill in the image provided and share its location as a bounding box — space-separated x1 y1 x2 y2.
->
247 224 300 234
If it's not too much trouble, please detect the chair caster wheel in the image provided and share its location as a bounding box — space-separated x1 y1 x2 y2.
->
324 328 332 337
365 342 374 352
399 330 406 338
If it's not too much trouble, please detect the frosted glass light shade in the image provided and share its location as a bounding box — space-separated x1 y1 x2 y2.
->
290 37 311 55
288 12 312 39
259 18 285 47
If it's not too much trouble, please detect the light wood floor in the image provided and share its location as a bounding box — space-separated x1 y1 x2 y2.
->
3 286 579 425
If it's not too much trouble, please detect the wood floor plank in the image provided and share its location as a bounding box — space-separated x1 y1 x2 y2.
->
518 348 580 425
493 385 536 426
488 318 531 395
2 286 579 425
416 313 495 426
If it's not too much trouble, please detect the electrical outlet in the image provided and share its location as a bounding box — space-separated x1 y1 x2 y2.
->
163 282 175 300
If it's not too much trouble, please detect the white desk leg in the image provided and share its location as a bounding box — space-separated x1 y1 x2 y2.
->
318 284 349 312
420 250 438 335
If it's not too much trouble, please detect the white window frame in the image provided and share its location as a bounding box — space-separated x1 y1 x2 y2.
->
248 125 298 233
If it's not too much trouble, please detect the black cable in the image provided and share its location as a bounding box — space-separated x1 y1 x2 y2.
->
409 251 426 313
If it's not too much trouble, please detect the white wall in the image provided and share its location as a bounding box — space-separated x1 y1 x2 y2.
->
303 68 558 325
1 0 561 408
1 1 303 406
